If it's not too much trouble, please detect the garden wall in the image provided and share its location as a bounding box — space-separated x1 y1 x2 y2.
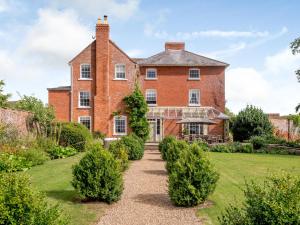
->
0 108 32 136
268 113 300 141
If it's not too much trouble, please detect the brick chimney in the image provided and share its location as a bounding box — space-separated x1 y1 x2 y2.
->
165 42 185 51
94 15 110 134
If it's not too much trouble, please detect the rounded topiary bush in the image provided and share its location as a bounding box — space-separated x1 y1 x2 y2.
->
165 139 189 173
158 136 177 160
72 147 123 203
108 140 129 171
232 105 273 142
0 173 67 225
250 135 267 150
59 122 92 152
120 134 144 160
168 143 219 207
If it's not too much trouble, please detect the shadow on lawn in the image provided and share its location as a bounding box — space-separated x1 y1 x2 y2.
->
46 190 81 203
143 169 167 176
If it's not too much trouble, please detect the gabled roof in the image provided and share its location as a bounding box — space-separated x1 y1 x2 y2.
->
137 49 229 67
47 86 71 91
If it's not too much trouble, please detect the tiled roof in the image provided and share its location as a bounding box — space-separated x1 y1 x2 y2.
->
137 50 229 67
47 86 71 91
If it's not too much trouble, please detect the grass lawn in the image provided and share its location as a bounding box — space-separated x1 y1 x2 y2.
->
26 153 108 225
198 153 300 225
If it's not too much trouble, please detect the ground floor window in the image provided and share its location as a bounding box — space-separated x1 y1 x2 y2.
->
114 116 127 135
183 123 207 135
78 116 91 130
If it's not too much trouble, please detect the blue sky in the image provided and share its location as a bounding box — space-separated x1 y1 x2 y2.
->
0 0 299 114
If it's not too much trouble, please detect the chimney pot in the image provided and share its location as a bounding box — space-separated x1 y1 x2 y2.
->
97 17 102 24
104 15 108 24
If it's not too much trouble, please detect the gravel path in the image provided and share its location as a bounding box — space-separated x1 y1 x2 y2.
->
97 148 201 225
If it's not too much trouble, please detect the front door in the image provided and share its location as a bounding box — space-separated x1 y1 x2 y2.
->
148 121 156 142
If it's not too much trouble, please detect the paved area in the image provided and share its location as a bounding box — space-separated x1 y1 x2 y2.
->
97 148 201 225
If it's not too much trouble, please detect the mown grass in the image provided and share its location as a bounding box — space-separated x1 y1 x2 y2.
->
198 153 300 224
27 153 108 225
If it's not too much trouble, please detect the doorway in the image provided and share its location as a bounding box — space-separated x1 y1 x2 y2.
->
148 118 162 142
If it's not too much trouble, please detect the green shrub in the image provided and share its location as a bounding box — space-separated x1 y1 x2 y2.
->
47 146 77 159
232 142 254 153
108 141 129 172
210 144 232 153
158 136 177 160
17 148 49 166
232 105 273 141
194 140 210 151
72 148 123 203
168 143 219 206
59 122 92 151
93 131 106 141
165 140 189 173
250 136 267 150
219 172 300 225
0 153 31 172
121 134 144 160
0 173 68 225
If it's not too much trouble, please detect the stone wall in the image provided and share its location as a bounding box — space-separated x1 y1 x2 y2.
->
0 108 32 136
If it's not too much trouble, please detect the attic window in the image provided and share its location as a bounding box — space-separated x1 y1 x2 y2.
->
146 68 157 79
189 68 200 80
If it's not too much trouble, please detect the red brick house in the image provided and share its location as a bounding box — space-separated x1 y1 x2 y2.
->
48 16 229 142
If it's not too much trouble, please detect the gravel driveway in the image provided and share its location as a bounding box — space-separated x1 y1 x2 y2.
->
97 148 201 225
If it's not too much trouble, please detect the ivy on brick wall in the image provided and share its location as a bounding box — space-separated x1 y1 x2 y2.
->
123 84 149 142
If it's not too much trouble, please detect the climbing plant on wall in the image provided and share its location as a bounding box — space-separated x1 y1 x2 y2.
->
123 84 149 142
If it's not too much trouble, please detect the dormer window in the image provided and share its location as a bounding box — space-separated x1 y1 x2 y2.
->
115 64 126 80
80 64 91 79
189 68 200 80
146 68 157 80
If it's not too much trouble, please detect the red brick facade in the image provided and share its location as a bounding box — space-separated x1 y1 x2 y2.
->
48 17 228 141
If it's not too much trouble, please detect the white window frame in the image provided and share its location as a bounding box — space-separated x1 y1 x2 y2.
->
189 68 200 80
78 116 91 130
146 68 157 80
189 89 200 106
78 91 91 108
146 89 157 106
79 64 92 80
113 115 127 135
114 64 126 80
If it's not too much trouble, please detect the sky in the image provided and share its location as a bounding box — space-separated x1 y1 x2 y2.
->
0 0 299 115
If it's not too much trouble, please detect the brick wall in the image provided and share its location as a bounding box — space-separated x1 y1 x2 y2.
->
48 90 71 121
0 108 32 136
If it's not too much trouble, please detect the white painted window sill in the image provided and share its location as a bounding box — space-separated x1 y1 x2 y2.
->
145 78 158 80
77 106 91 109
188 78 200 81
148 104 157 107
113 79 128 81
188 104 201 107
78 78 92 81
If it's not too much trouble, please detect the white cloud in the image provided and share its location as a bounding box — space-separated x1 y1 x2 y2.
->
20 8 92 67
126 49 143 57
1 8 93 102
265 48 300 75
226 48 300 115
53 0 140 20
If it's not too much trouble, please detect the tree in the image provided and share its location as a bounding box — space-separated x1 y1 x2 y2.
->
231 105 273 141
123 84 149 142
0 80 11 108
15 95 55 136
290 37 300 113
